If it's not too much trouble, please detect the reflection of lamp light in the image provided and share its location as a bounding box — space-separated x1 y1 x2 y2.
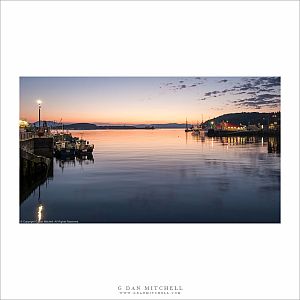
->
36 185 44 223
37 204 44 223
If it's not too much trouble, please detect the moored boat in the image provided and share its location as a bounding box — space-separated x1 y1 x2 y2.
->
54 140 76 157
75 139 94 154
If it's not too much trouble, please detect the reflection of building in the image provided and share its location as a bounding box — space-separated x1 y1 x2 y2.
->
216 121 246 131
268 137 280 153
220 136 258 145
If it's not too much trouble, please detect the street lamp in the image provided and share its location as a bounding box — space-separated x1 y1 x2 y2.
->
37 99 42 128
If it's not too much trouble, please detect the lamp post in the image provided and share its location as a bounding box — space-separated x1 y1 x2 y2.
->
37 99 42 128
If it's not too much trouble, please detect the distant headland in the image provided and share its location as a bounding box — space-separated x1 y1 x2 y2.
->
31 112 280 130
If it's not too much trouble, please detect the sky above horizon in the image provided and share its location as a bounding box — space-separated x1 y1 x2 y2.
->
20 77 280 124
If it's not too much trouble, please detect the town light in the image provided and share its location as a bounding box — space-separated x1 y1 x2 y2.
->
37 99 42 106
19 119 29 128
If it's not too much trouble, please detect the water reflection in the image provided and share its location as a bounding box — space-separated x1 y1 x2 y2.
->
220 136 259 145
20 130 280 223
76 154 94 165
191 131 206 142
268 137 280 154
20 159 53 203
56 154 94 171
36 185 44 223
190 134 280 154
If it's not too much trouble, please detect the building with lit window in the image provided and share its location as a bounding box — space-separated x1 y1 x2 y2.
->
216 121 246 131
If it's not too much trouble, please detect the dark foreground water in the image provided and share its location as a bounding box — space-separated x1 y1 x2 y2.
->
20 129 280 223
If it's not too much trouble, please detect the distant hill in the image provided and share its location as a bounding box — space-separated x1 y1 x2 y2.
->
56 123 191 130
64 123 138 130
64 123 98 130
32 121 61 127
135 123 190 128
97 125 137 129
30 114 279 130
204 112 280 126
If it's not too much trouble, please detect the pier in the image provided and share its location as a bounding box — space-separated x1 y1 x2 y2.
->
206 129 280 137
20 133 54 185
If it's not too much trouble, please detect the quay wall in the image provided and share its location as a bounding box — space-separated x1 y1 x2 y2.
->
33 138 53 158
20 137 53 158
20 137 54 179
20 138 34 153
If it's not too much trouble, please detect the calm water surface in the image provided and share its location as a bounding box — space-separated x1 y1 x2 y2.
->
20 129 280 223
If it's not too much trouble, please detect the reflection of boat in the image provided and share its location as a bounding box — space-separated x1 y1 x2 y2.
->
191 130 200 135
56 153 94 171
76 154 94 165
56 156 75 173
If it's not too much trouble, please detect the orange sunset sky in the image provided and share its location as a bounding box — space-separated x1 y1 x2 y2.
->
20 77 280 125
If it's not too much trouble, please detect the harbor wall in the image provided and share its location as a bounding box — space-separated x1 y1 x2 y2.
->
33 138 53 157
20 137 54 180
20 137 53 158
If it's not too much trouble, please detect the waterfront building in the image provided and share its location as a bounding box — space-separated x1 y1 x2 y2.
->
216 121 246 131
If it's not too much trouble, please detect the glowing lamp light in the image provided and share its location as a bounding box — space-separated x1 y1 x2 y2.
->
37 99 42 106
19 120 29 128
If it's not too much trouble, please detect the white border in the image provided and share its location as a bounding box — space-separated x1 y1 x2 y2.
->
1 1 299 299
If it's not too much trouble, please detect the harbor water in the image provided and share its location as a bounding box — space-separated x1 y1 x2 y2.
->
20 129 280 223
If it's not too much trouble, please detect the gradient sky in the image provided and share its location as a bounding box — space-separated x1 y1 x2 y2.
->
20 77 280 124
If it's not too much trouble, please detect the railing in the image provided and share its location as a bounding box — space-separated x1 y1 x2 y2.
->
19 131 53 141
19 132 35 141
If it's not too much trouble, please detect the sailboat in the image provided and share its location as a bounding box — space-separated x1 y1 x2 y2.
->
185 118 193 132
192 115 208 134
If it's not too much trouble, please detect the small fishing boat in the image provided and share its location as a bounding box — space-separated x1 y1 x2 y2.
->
54 140 76 157
75 139 94 154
